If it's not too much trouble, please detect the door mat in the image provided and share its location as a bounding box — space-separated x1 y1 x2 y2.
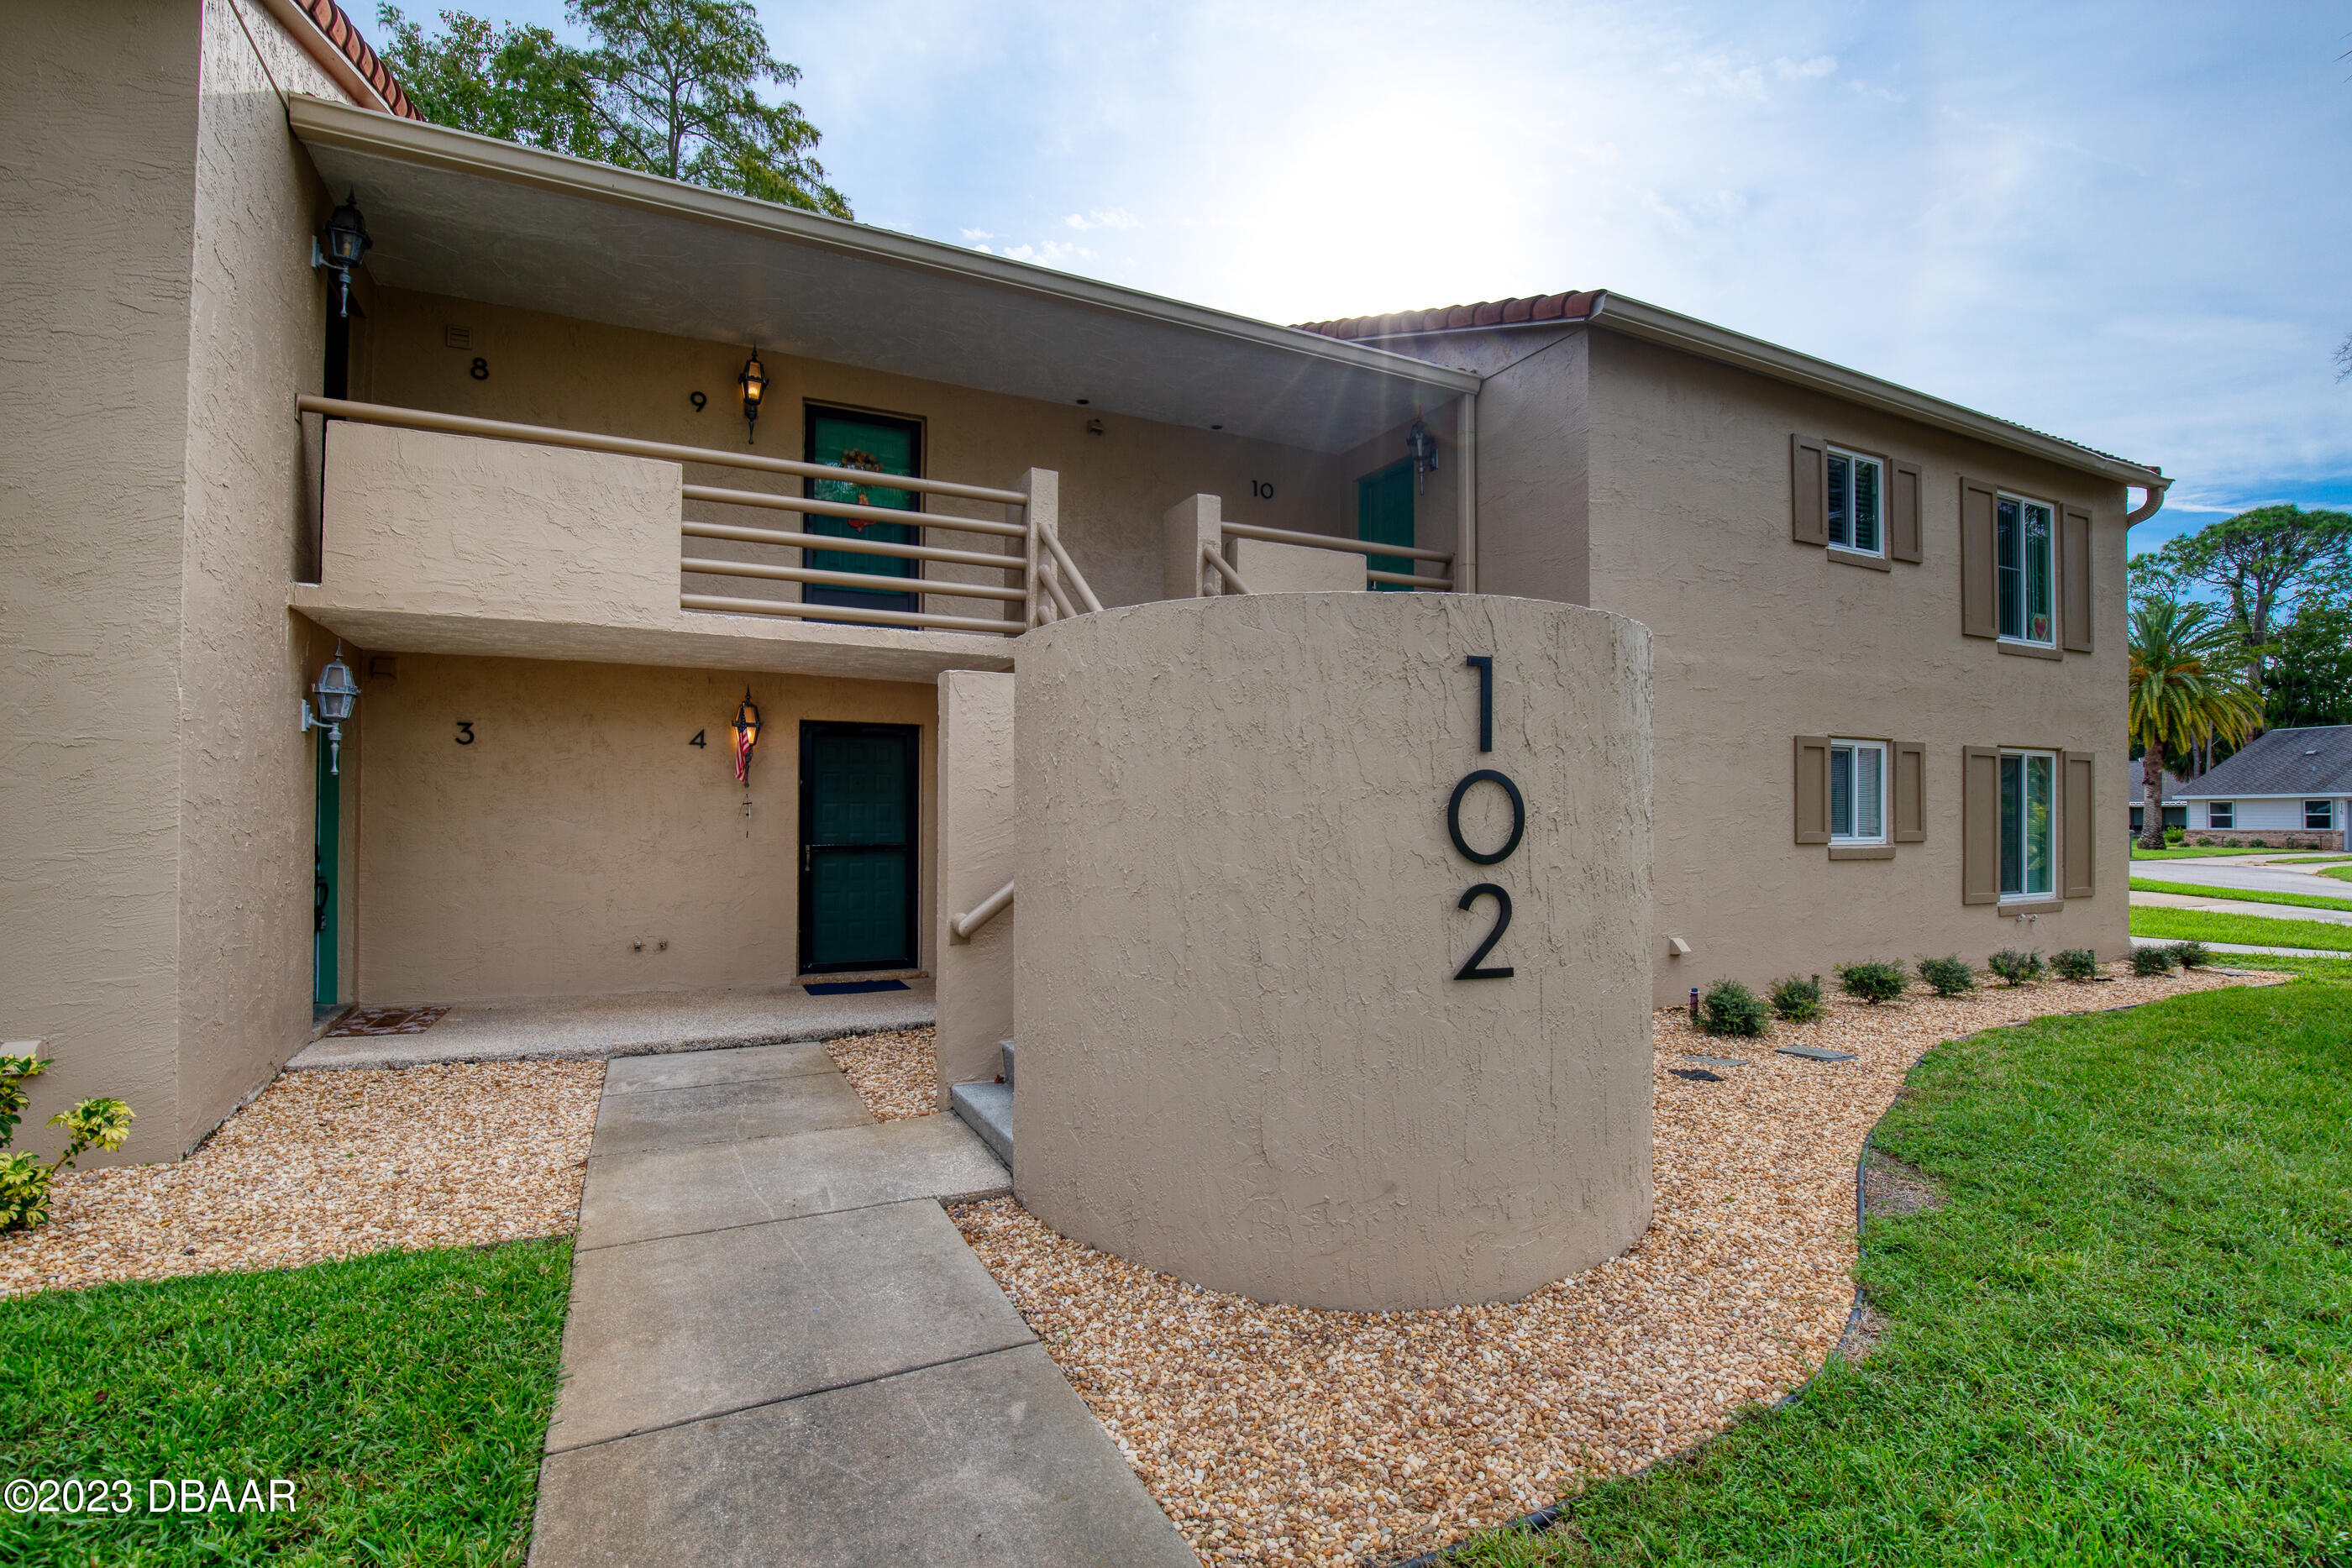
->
323 1005 449 1037
802 980 910 996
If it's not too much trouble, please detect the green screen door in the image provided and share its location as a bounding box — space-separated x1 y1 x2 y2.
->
805 409 921 616
1358 460 1415 591
799 721 919 973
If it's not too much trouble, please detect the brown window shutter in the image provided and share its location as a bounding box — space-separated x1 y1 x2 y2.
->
1790 435 1827 545
1889 463 1924 563
1794 735 1830 844
1893 741 1926 842
1959 479 1998 638
2061 507 2092 652
2063 751 2094 897
1961 745 2000 903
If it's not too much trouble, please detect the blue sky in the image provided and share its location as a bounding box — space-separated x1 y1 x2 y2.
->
426 2 2349 549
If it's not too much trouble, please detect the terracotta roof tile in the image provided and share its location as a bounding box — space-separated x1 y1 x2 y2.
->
293 0 421 120
1293 291 1604 341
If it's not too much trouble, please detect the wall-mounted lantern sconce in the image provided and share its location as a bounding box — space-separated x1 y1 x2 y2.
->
731 690 762 784
1404 418 1441 496
312 191 372 319
738 348 767 444
301 643 361 774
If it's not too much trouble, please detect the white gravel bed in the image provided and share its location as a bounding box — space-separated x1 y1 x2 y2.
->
825 1026 941 1120
0 1059 603 1298
950 962 2280 1565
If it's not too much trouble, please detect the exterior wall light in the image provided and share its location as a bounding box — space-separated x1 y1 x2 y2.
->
738 348 767 443
1405 418 1441 495
314 192 372 320
731 690 761 784
302 643 361 775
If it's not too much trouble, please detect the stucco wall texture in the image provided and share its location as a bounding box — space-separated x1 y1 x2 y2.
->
933 671 1016 1102
351 654 936 1002
1014 593 1654 1311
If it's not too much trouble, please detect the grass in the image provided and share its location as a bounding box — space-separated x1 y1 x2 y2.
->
2328 866 2352 885
1448 974 2352 1566
2129 875 2352 914
2129 906 2352 952
2127 844 2269 859
0 1239 570 1565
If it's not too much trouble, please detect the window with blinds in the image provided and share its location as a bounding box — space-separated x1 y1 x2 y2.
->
1830 739 1887 844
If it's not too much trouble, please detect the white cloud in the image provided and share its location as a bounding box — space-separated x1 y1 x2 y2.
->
1774 55 1835 80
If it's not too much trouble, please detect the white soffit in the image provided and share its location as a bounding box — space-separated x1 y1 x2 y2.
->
288 97 1478 454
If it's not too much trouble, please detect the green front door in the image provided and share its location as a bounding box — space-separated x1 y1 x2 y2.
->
805 408 921 616
800 722 919 973
313 734 339 1005
1358 459 1415 591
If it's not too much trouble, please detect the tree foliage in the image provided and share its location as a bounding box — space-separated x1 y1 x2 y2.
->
2265 598 2352 729
379 1 849 218
2146 504 2352 689
2128 596 2264 847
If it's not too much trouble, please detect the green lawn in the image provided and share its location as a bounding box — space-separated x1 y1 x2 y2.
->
2127 844 2270 860
1451 974 2352 1566
2328 866 2352 885
0 1239 570 1565
2129 875 2352 914
2129 906 2352 952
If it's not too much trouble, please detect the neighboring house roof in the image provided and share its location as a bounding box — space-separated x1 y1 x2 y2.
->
261 0 420 120
2174 726 2352 799
1293 289 2164 488
2129 770 2197 805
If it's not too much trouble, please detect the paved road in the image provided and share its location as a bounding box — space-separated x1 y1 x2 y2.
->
2126 854 2352 900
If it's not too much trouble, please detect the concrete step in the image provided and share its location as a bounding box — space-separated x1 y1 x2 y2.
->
949 1079 1013 1168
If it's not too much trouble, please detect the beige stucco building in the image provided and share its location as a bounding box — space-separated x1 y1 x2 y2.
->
2 0 2169 1168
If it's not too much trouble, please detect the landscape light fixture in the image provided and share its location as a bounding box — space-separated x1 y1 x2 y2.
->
301 643 361 775
731 690 762 784
315 192 371 319
738 348 767 443
1404 418 1441 495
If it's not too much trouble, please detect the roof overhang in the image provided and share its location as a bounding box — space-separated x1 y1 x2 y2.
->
287 97 1478 454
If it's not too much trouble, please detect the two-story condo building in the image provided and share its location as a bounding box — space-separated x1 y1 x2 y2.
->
3 0 2169 1164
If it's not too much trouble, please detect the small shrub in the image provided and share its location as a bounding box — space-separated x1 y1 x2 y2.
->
2163 826 2185 847
1699 979 1771 1037
1987 948 2045 986
2169 940 2213 970
1916 955 1977 996
2250 838 2269 848
1836 960 1908 1004
2051 948 2101 981
1769 974 1824 1022
2131 945 2176 977
0 1052 134 1233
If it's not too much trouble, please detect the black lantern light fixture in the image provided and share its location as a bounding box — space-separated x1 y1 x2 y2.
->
315 191 372 319
1404 417 1441 496
301 643 362 775
738 347 767 444
730 690 762 784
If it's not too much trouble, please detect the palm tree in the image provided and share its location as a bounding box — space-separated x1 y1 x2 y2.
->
2129 597 2263 848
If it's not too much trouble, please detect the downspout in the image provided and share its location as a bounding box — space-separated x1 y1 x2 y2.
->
1456 391 1478 593
2124 471 2171 526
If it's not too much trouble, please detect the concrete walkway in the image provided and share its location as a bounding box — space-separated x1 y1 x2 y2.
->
2129 890 2352 924
287 980 935 1071
528 1041 1198 1568
2130 935 2349 959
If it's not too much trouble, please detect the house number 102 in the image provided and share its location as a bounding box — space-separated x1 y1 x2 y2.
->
1451 654 1520 979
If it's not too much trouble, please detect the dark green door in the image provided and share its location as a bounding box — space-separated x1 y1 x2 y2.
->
800 722 919 973
1357 459 1415 591
805 408 922 616
313 734 339 1005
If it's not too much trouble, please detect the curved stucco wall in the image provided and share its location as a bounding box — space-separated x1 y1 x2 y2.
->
1013 592 1653 1311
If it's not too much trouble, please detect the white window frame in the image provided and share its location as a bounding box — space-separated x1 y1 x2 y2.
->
2207 801 2234 829
2306 800 2335 831
1998 747 2058 901
1996 491 2057 647
1824 447 1885 557
1828 738 1889 845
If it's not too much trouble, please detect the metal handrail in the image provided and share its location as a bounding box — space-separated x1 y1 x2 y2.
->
681 558 1026 602
1201 541 1255 595
681 482 1025 540
1220 519 1453 565
680 593 1014 635
950 879 1015 941
682 520 1020 572
298 395 1030 505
